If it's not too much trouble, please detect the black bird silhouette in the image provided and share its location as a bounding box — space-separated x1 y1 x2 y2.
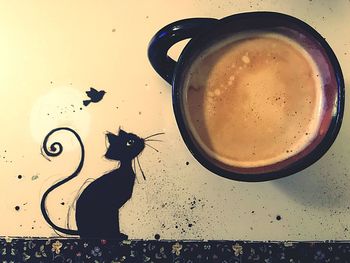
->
83 87 106 106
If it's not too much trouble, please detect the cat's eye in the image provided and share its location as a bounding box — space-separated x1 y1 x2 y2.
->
126 139 134 146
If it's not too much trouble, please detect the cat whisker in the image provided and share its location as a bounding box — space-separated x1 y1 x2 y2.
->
133 158 140 184
136 156 146 180
144 132 165 140
145 143 159 152
145 139 163 142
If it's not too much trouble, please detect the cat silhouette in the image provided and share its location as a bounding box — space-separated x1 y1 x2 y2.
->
40 127 162 239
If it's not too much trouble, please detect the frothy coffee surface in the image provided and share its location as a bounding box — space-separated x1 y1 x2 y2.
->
184 32 323 168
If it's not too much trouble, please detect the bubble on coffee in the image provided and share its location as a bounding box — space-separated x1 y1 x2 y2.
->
183 31 324 168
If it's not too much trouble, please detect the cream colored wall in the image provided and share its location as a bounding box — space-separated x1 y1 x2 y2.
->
1 0 349 240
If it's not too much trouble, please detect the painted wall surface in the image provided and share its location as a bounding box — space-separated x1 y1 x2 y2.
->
1 0 350 240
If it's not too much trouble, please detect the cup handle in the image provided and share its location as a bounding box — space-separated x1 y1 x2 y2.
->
148 18 219 84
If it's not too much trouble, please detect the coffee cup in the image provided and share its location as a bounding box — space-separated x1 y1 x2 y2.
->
148 12 344 181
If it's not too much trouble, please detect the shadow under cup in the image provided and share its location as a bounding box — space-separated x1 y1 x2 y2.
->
149 12 344 181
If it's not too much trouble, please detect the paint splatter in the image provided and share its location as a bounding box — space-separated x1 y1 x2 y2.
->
32 175 39 181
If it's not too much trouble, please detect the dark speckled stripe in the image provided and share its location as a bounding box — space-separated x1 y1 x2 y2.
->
1 238 350 262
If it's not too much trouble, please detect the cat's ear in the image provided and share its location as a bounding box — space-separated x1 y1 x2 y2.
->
106 132 118 143
118 129 127 137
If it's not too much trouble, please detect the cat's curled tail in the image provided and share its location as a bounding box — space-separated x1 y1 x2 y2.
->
40 127 83 235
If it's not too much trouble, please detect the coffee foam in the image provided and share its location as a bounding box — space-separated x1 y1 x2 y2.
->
183 31 324 168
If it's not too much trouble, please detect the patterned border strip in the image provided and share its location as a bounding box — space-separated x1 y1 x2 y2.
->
1 238 350 262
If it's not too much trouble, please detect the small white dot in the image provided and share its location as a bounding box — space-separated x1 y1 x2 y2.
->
208 97 214 104
214 89 221 96
242 55 250 64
